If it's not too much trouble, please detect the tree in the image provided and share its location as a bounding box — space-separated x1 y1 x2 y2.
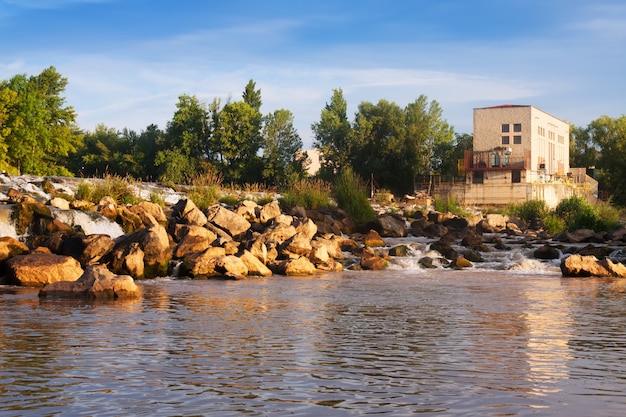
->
312 88 352 180
261 109 305 186
434 132 473 180
588 115 626 205
569 124 598 171
405 95 454 190
0 66 82 175
211 101 263 183
0 87 18 171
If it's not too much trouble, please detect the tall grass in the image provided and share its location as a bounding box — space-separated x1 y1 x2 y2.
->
433 195 468 218
187 171 223 210
333 167 376 224
75 175 141 205
280 178 332 210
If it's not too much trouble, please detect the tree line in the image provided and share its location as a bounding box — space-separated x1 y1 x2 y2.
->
1 66 625 204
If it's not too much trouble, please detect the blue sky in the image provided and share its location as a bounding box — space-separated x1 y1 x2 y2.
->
1 0 625 147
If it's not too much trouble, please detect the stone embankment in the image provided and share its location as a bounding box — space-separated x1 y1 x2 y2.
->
1 183 626 299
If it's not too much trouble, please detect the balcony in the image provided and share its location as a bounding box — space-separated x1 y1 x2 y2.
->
464 149 529 171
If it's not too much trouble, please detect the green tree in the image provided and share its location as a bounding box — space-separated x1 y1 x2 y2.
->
212 100 263 183
75 124 135 177
156 94 210 182
0 87 18 171
405 95 454 189
261 109 305 186
312 88 352 180
434 132 473 180
1 66 82 175
569 124 598 171
589 115 626 205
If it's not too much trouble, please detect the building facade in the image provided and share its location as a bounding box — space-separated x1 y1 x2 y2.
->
441 105 594 208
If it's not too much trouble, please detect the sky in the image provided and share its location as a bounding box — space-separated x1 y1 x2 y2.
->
1 0 625 148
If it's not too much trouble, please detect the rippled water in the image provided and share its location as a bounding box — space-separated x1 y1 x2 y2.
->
1 269 626 416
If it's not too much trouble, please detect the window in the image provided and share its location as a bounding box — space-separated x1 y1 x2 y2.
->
472 171 484 184
512 171 521 183
513 135 521 144
513 123 522 132
502 136 510 145
502 124 510 133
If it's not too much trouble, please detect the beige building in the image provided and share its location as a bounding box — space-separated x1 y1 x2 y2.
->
441 105 595 208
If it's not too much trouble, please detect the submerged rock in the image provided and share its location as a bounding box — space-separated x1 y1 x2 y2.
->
39 264 140 299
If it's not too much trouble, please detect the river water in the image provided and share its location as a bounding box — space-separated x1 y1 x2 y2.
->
1 268 626 416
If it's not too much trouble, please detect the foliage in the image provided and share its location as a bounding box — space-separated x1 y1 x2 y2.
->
280 178 332 210
75 175 140 205
261 109 306 186
187 171 223 210
588 115 626 206
149 191 165 207
555 195 619 232
0 66 82 175
541 214 566 235
333 167 377 224
433 195 468 218
219 195 240 206
506 200 550 222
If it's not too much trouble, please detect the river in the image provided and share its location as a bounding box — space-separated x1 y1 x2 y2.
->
1 268 625 416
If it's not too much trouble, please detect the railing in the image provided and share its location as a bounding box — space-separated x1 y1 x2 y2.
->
464 150 529 171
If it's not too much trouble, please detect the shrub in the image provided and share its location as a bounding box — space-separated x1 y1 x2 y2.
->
76 175 140 204
333 167 377 224
434 195 468 218
554 195 620 232
542 214 566 235
219 194 240 207
75 181 94 201
280 178 332 210
507 200 550 222
187 171 223 210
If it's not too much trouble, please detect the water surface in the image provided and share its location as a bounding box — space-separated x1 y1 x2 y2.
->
1 269 625 416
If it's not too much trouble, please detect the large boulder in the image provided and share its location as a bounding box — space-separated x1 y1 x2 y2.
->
112 224 171 278
257 201 282 224
110 242 145 278
533 244 561 260
280 232 312 257
181 247 227 278
6 253 84 287
39 264 140 299
130 201 168 227
240 250 272 277
172 198 207 226
274 256 317 276
373 214 407 237
173 225 218 258
363 229 385 247
560 254 626 277
60 234 115 266
360 249 388 270
205 205 251 238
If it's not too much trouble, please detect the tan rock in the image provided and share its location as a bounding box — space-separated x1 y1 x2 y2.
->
6 253 84 287
206 205 251 237
173 225 218 258
240 250 272 277
257 200 282 224
111 242 145 278
295 218 318 240
0 236 29 262
259 223 297 245
130 201 168 226
561 254 626 277
79 234 115 266
39 264 140 299
181 247 227 278
281 232 312 257
360 248 388 270
364 229 385 247
172 198 207 226
309 240 330 264
276 256 317 276
215 255 248 276
235 200 258 222
49 197 70 210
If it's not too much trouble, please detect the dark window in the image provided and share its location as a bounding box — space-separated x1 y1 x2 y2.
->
513 123 522 132
502 136 510 145
512 170 521 183
472 171 484 184
502 124 510 133
513 135 522 144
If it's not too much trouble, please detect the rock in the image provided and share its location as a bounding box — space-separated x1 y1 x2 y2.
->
442 216 469 230
363 229 385 247
428 211 455 224
294 218 318 240
280 232 312 257
461 233 490 252
608 225 626 242
49 197 70 210
173 225 218 258
452 257 473 269
506 222 524 235
389 245 410 257
423 223 448 238
115 206 144 233
172 198 207 226
39 264 140 299
313 236 344 259
555 229 596 244
235 200 258 222
533 244 561 260
181 247 227 278
462 250 484 262
419 256 437 269
576 244 614 259
360 249 388 270
258 222 297 245
484 214 508 232
97 196 118 219
206 205 251 238
0 236 29 262
214 255 248 277
240 250 272 277
6 253 84 287
374 214 407 237
110 242 145 278
309 240 330 264
78 234 116 266
257 200 282 224
112 224 171 278
430 240 458 261
129 201 167 227
561 254 626 278
275 256 317 276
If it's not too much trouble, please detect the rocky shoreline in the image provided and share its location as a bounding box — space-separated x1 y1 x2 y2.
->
1 176 626 299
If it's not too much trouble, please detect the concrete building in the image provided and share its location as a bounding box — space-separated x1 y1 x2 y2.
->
441 105 595 208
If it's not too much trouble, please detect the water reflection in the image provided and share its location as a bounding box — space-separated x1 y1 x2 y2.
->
0 271 625 416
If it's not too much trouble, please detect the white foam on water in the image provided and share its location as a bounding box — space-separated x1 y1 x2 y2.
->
52 209 125 239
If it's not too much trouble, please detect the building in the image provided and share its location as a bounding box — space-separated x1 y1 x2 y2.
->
441 105 596 208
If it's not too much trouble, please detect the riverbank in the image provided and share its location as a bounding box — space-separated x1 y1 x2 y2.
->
1 175 626 296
